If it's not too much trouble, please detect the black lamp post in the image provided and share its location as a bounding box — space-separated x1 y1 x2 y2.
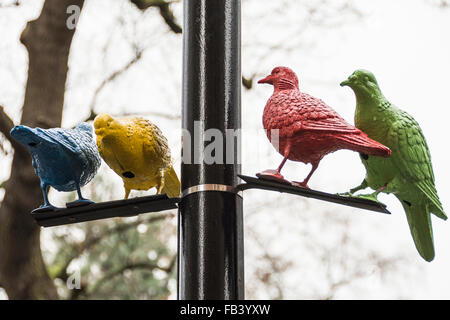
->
178 0 244 300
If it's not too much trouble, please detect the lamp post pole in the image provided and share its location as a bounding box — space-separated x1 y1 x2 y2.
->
178 0 244 300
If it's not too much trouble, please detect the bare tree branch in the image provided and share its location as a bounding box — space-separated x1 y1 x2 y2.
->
156 2 182 34
0 106 26 155
129 0 256 90
119 111 181 121
0 1 20 8
85 110 180 122
427 0 450 8
242 74 256 90
130 0 182 34
0 180 8 189
78 254 176 299
0 106 15 143
246 227 292 300
89 49 143 112
54 212 175 281
85 44 182 122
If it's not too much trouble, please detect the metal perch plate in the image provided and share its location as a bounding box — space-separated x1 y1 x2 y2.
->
236 175 390 215
31 194 180 227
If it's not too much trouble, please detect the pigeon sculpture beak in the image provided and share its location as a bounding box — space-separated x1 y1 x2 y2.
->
340 74 358 87
258 74 274 85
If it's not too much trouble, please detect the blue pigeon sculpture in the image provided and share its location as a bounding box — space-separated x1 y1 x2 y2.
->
10 122 101 212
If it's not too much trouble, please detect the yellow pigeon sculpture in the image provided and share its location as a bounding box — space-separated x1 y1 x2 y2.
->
94 113 180 199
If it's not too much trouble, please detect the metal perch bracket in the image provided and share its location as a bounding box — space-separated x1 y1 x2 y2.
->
31 174 389 228
236 175 390 215
31 194 179 227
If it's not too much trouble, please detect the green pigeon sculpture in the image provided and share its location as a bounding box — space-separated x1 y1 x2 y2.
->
340 69 446 262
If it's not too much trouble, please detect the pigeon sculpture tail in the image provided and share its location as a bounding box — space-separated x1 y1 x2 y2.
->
10 122 101 211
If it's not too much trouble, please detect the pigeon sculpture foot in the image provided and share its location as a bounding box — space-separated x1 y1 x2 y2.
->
336 191 353 197
256 170 290 184
32 204 59 213
291 181 309 189
66 199 95 208
351 192 380 202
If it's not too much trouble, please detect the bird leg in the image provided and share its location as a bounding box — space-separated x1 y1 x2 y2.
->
124 187 131 199
156 170 165 194
352 183 388 202
291 162 319 189
75 184 85 200
257 142 291 183
42 183 51 207
276 155 289 173
338 179 368 197
33 182 58 213
350 179 369 194
66 183 94 208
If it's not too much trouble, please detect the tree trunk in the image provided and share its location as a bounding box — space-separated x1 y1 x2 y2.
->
0 0 84 299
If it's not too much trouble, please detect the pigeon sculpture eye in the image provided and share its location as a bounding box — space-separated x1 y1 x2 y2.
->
122 171 135 179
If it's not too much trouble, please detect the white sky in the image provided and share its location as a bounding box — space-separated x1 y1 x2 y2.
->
1 0 450 299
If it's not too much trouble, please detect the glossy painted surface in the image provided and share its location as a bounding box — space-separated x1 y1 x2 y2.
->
341 69 447 262
10 122 100 209
258 66 391 187
237 175 390 214
94 113 180 199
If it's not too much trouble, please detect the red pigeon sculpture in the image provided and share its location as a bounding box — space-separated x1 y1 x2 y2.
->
257 66 391 188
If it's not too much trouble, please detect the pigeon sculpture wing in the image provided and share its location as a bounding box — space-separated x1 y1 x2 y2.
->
10 122 101 211
387 110 445 218
341 69 446 261
94 113 180 199
257 66 391 188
